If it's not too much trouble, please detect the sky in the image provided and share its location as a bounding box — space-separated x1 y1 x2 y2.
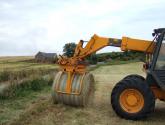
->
0 0 164 56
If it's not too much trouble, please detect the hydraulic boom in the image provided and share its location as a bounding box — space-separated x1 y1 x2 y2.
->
58 34 154 73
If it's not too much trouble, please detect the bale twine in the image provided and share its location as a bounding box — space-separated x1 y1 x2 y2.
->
52 71 95 107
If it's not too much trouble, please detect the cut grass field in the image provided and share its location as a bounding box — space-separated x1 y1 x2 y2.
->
0 56 58 72
0 56 58 83
1 57 165 125
0 56 58 124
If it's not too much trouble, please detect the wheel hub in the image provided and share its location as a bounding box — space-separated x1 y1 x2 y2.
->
119 89 144 113
126 94 138 106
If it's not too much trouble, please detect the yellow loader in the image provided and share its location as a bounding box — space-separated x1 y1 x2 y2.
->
52 28 165 120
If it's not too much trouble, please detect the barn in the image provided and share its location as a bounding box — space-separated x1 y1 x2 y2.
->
35 52 58 63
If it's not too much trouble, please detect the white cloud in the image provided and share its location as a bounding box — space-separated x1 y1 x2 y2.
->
0 0 164 56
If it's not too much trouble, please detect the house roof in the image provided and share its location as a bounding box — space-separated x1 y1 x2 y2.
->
36 51 57 58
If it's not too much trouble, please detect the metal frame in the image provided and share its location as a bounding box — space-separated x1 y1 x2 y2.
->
151 31 165 70
55 71 86 95
149 29 165 89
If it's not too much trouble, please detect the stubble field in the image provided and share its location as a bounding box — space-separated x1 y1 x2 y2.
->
0 57 165 125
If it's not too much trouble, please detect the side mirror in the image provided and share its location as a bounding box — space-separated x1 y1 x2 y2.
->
152 33 155 37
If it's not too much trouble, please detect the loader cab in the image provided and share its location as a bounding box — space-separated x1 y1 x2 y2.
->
146 28 165 89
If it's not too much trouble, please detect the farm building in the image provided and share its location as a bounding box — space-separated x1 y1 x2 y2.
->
35 52 58 63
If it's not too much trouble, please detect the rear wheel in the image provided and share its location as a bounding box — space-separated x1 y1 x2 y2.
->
111 77 155 120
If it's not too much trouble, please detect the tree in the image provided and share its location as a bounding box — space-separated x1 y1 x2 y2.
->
85 53 98 64
63 43 77 57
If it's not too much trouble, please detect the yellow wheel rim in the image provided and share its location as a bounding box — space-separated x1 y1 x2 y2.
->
119 89 144 113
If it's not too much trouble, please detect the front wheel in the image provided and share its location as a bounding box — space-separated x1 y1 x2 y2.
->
111 77 155 120
123 74 145 81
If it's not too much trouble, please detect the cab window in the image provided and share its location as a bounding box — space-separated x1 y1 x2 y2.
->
155 35 165 70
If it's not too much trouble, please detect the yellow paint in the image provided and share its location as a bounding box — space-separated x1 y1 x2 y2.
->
151 86 165 100
57 34 155 95
119 89 144 113
121 37 155 53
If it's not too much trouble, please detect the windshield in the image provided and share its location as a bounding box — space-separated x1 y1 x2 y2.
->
155 34 165 70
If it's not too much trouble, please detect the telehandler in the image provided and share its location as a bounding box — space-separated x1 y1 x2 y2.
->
52 28 165 120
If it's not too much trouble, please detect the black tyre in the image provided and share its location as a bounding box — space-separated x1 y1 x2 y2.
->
111 78 155 120
123 74 145 81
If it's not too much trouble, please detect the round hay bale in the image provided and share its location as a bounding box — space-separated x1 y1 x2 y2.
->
52 71 95 106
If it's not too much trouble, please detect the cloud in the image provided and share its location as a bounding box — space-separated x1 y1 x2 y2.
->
0 0 164 56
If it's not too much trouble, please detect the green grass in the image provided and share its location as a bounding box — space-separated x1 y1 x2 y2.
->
0 73 54 99
0 78 52 124
0 56 58 72
0 86 51 124
0 62 145 125
0 56 57 124
0 68 56 82
2 56 165 125
0 56 58 82
89 59 139 71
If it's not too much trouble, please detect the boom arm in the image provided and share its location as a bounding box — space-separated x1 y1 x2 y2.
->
58 34 155 73
74 34 154 58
